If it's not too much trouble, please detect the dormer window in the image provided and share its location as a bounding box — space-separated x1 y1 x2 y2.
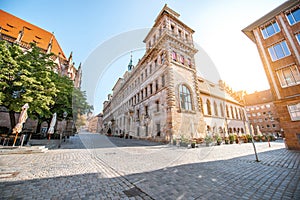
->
6 23 14 28
261 21 280 39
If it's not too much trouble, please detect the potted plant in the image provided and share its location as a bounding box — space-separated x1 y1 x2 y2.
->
242 134 248 143
235 134 239 144
224 137 229 144
205 135 213 146
191 139 196 148
253 135 261 142
216 135 222 145
261 135 267 142
246 134 252 142
229 134 235 144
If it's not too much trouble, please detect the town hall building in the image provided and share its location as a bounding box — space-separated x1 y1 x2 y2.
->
102 5 247 142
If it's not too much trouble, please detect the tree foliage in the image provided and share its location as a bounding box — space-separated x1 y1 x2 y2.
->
0 41 92 132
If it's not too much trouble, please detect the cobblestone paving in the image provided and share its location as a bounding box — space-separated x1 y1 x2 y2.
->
0 132 299 200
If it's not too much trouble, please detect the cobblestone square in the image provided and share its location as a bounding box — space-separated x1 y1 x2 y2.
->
0 132 299 199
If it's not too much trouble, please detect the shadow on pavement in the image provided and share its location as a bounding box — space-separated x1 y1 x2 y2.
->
1 148 299 200
107 136 165 147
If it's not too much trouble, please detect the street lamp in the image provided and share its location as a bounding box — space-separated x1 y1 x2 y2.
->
63 111 68 141
244 111 260 162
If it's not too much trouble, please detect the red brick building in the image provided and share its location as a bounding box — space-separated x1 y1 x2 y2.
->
244 90 281 136
242 1 300 149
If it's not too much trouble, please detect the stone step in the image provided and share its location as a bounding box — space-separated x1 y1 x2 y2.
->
0 146 48 154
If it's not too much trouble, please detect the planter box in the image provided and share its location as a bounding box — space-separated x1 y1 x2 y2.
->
206 142 213 147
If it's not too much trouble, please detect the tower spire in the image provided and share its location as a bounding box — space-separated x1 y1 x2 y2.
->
128 52 133 71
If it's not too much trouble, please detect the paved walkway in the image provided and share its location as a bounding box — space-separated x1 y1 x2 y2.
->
0 131 299 199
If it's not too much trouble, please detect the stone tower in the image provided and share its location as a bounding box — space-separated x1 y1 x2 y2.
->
143 4 206 140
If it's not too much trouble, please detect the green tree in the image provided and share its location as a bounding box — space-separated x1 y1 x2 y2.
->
72 88 93 129
0 41 92 134
0 41 58 131
0 41 32 129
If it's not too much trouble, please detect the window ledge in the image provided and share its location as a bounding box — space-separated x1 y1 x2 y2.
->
178 109 196 114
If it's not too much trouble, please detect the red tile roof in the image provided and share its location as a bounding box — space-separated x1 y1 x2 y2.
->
0 9 66 59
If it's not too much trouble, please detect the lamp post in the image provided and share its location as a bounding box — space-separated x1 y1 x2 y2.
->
58 111 67 148
243 108 259 162
63 111 68 141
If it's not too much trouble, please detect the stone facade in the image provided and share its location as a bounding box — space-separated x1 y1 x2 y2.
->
102 5 247 142
103 5 206 142
243 1 300 150
199 79 247 137
88 114 103 133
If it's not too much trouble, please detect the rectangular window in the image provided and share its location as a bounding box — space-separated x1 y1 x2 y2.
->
145 87 147 97
145 105 148 116
145 69 147 77
268 41 291 61
150 64 152 74
172 51 177 61
155 80 159 91
261 21 280 39
150 83 153 94
187 58 191 67
161 53 164 64
156 100 160 112
296 34 300 45
137 109 140 120
178 29 182 37
276 65 300 87
179 55 184 65
286 7 300 25
287 103 300 121
154 59 158 67
162 75 165 87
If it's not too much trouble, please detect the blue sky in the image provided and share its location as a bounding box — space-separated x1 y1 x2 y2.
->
1 0 287 114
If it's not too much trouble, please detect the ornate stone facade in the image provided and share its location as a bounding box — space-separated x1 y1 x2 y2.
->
102 5 247 142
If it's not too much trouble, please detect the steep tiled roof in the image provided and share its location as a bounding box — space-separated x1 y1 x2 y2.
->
0 9 66 59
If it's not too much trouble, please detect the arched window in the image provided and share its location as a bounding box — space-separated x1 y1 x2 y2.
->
200 98 204 114
214 101 218 116
179 84 192 111
226 105 229 118
230 106 234 119
220 103 224 117
235 107 239 119
206 99 212 115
